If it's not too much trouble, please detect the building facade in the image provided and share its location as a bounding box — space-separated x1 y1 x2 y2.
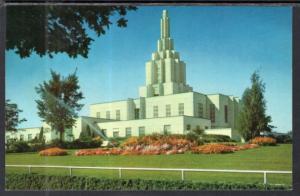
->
89 10 242 141
5 10 243 143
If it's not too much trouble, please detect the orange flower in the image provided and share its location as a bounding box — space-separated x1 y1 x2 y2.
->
249 137 276 146
191 144 234 154
39 147 68 156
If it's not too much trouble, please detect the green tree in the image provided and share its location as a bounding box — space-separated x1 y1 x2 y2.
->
79 125 93 141
5 99 27 132
35 70 84 141
238 71 273 141
6 5 137 58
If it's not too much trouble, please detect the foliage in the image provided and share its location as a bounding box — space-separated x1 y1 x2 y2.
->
186 127 205 145
5 174 291 190
48 138 103 149
5 140 31 153
249 137 277 146
191 143 259 154
191 144 235 154
263 132 292 144
39 147 68 156
76 134 197 156
201 134 234 143
5 99 26 132
237 71 273 141
6 6 137 58
35 70 84 141
38 127 45 143
79 126 93 141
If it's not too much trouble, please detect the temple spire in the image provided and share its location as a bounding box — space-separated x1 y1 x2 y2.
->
161 10 170 38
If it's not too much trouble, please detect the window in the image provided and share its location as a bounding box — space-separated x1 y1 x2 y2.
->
163 125 171 135
224 105 228 123
20 134 24 141
125 127 132 137
106 111 110 119
197 103 204 118
96 112 101 118
134 108 140 119
113 128 119 138
6 136 10 140
153 106 158 118
116 110 120 120
210 104 215 123
186 124 191 131
113 131 119 138
28 134 32 141
178 103 184 115
139 126 145 136
166 104 171 117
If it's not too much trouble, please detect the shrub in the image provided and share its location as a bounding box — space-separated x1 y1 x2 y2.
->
29 142 46 152
5 140 31 153
191 144 235 154
271 134 292 144
48 138 102 149
5 173 291 190
39 147 68 156
201 134 234 143
249 137 276 146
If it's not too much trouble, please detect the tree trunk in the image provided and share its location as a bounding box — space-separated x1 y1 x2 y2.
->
59 131 63 142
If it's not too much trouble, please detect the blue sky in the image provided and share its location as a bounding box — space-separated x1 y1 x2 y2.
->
6 6 292 132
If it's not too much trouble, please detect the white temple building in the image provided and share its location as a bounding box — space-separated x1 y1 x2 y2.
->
6 10 243 143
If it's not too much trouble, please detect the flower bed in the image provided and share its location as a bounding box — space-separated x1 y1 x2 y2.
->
75 148 122 156
191 144 235 154
39 147 68 156
235 144 259 150
191 143 260 154
121 134 196 155
249 137 277 146
75 135 197 156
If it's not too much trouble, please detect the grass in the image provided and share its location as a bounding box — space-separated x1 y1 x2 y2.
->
5 144 292 185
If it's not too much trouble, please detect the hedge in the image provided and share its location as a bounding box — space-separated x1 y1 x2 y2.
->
5 174 291 191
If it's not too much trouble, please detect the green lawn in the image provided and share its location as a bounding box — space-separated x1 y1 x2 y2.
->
5 144 292 185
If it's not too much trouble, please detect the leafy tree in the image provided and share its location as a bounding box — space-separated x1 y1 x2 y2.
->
237 71 273 141
5 99 27 132
35 70 84 141
6 5 137 58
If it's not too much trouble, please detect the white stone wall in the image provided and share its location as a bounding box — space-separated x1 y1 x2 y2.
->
5 127 55 143
89 99 135 121
207 94 241 129
97 116 211 138
145 92 195 118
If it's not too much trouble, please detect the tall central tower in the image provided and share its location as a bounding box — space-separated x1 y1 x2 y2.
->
139 10 193 97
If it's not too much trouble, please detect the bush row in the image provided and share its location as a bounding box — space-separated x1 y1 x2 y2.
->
6 138 103 153
5 173 291 191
